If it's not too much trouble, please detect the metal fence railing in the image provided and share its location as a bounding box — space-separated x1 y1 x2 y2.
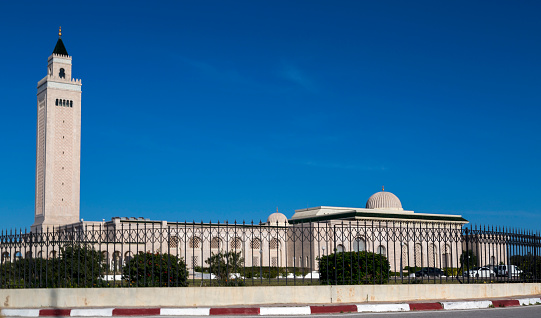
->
0 221 539 288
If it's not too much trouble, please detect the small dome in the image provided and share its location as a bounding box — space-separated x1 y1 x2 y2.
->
267 212 288 224
366 191 403 211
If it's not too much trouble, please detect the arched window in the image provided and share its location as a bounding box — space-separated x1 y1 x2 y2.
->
336 244 345 253
55 99 58 106
401 244 409 268
442 244 451 268
112 251 121 271
1 252 10 263
101 251 109 263
168 236 179 249
125 251 133 263
414 243 423 267
250 238 261 249
377 245 386 256
269 238 279 250
59 68 65 79
231 237 243 250
70 101 73 108
428 243 436 267
353 237 366 252
189 236 201 248
49 251 57 259
210 237 222 249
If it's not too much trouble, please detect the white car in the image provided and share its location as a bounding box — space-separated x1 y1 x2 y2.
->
462 266 495 278
494 265 523 277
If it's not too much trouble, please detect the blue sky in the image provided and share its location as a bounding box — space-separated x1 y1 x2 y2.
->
0 1 540 230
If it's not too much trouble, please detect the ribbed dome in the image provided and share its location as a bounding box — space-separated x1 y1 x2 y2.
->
267 212 288 224
366 191 403 211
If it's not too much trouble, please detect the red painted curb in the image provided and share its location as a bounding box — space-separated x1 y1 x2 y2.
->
492 300 520 308
409 303 443 311
112 308 161 316
310 305 357 314
40 309 72 316
209 307 260 315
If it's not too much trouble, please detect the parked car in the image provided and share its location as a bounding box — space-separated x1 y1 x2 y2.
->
462 266 495 278
494 265 523 277
410 267 445 278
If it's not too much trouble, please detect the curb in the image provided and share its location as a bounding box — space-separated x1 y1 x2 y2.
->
1 297 540 316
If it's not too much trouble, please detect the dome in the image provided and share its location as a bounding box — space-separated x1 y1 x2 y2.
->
365 190 403 211
267 212 289 224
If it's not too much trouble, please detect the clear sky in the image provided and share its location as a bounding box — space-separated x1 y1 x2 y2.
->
0 1 540 230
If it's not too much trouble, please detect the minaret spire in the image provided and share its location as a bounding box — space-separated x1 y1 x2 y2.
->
52 27 68 56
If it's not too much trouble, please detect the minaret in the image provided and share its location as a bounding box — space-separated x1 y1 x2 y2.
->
32 27 82 232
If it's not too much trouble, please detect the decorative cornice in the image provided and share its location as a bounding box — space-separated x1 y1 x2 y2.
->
37 81 82 94
288 211 468 224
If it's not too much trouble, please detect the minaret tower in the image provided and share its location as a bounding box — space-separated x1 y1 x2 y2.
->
32 28 82 232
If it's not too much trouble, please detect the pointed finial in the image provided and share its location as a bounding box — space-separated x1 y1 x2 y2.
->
382 185 385 191
58 26 62 38
276 207 279 213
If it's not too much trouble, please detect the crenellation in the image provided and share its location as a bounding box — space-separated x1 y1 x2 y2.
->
50 53 72 60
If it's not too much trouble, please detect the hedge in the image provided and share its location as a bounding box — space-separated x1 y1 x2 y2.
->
318 251 390 285
122 252 188 287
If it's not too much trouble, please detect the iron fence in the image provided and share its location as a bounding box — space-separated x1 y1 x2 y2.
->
0 221 539 288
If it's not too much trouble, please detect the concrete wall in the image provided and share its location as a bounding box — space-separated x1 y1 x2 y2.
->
1 284 541 308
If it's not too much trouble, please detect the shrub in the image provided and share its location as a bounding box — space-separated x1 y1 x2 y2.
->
122 252 188 287
318 251 390 285
205 251 244 286
61 243 108 287
0 243 107 288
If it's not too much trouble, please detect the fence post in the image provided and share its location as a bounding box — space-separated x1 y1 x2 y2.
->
333 224 337 285
465 227 470 284
534 234 538 282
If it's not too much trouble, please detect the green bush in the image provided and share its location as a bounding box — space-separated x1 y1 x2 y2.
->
0 243 107 288
122 252 188 287
318 251 390 285
61 244 108 286
205 251 244 286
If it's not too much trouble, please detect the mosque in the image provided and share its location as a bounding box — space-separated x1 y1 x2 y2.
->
23 29 505 274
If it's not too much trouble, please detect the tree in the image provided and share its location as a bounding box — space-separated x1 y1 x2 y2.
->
205 250 244 286
122 252 188 287
460 250 477 269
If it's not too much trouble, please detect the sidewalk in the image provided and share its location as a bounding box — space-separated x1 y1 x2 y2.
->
2 297 540 316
